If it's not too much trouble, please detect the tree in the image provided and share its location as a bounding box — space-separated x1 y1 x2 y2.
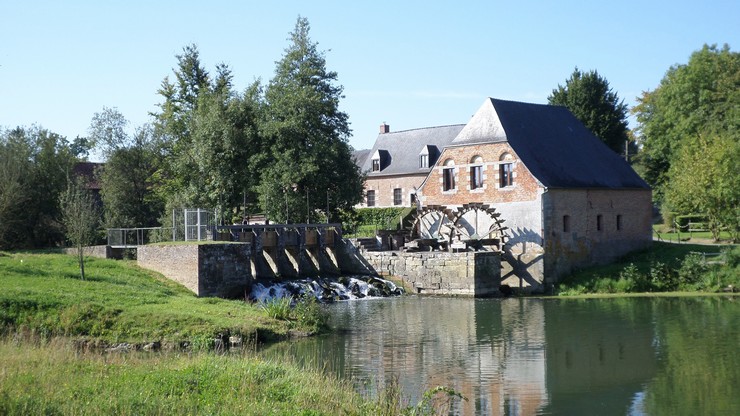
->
60 178 100 280
633 44 740 202
663 132 739 241
88 106 131 156
548 68 630 154
258 16 364 222
0 126 76 249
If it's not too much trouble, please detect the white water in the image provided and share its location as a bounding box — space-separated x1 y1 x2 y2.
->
250 276 402 303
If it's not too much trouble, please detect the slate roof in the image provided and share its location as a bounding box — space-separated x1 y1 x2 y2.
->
451 98 649 189
360 124 465 176
352 148 372 167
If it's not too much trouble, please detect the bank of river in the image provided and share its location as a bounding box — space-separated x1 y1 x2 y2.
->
261 295 740 415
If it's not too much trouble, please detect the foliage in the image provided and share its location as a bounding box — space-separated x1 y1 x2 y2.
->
548 67 630 154
259 295 327 333
633 44 740 203
0 126 76 249
98 124 162 228
88 106 131 156
556 242 738 295
663 133 739 241
59 178 101 280
258 16 364 223
356 207 408 227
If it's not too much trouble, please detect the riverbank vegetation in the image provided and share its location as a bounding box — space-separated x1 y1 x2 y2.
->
556 242 739 295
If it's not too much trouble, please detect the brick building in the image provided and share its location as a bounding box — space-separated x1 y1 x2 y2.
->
355 123 464 208
356 98 652 291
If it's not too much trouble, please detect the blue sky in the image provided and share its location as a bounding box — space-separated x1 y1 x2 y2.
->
1 1 738 156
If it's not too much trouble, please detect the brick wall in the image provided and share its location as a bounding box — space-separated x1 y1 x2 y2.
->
420 143 540 206
361 173 427 208
137 243 253 298
542 188 653 282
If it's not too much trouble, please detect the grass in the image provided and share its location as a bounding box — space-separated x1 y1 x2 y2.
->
0 251 296 346
556 242 739 296
0 337 371 415
652 224 735 243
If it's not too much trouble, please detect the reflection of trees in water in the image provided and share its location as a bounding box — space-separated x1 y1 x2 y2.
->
260 297 739 415
644 297 740 415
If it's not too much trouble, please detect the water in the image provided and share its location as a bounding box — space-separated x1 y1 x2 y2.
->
261 296 740 415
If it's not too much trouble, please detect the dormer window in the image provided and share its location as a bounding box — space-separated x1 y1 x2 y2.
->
372 158 380 172
370 149 389 172
418 145 437 169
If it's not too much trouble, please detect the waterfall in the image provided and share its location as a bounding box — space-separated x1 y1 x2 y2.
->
250 275 404 303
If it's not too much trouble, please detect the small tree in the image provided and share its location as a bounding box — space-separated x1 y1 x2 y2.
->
60 178 100 280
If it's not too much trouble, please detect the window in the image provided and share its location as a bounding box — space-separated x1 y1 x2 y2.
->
393 188 402 206
500 163 513 187
366 190 375 207
597 215 603 231
443 168 455 191
410 193 417 205
442 159 455 191
470 165 483 189
563 215 571 233
470 156 483 190
419 154 429 168
371 158 380 172
616 215 622 231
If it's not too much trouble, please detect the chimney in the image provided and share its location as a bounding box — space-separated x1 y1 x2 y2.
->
380 123 390 134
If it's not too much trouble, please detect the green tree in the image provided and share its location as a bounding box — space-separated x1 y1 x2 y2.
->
0 126 76 249
664 132 739 241
548 68 630 154
633 44 740 202
258 16 364 222
60 178 100 280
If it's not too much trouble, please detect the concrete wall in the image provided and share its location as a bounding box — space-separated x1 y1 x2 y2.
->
137 243 252 298
542 188 653 284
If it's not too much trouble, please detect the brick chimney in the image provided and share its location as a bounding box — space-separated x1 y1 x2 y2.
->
380 123 390 134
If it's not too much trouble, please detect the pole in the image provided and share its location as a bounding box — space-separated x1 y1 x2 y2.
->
306 188 310 224
326 189 329 224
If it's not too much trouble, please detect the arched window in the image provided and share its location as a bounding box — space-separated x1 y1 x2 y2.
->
499 153 514 187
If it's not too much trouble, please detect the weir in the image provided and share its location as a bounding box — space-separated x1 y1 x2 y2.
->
105 222 502 298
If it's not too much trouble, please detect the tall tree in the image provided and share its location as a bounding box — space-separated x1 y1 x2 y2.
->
259 16 364 222
663 132 739 241
60 178 100 280
633 44 740 202
0 126 76 249
548 68 630 154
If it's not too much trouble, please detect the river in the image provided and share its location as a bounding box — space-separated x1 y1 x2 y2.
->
261 295 739 415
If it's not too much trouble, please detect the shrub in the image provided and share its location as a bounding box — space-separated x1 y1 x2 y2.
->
649 261 677 291
259 297 292 321
292 295 326 333
678 253 708 287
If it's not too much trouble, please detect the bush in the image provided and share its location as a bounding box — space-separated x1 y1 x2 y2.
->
649 261 677 291
678 253 708 287
292 295 326 333
259 297 292 321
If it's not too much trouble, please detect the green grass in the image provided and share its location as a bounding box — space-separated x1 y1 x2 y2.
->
556 242 739 296
652 224 735 243
0 251 295 345
0 338 371 415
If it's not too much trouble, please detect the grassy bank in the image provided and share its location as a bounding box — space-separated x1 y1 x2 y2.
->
0 337 371 415
556 242 739 295
0 251 304 346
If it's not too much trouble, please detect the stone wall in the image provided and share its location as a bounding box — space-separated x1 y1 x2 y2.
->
542 188 653 283
137 243 252 298
336 239 501 297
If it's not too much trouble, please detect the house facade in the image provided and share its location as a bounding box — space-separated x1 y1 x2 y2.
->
355 98 652 291
417 98 652 290
355 123 464 208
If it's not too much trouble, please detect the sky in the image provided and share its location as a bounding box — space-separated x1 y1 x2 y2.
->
1 1 738 158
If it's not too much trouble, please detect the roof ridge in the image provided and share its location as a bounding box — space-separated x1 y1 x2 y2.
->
380 123 466 135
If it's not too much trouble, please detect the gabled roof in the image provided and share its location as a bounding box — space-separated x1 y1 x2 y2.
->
360 125 465 176
352 148 372 167
451 98 649 189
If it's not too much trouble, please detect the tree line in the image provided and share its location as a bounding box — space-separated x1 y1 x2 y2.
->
1 26 737 250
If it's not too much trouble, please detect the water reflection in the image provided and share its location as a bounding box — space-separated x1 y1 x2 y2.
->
260 296 739 415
